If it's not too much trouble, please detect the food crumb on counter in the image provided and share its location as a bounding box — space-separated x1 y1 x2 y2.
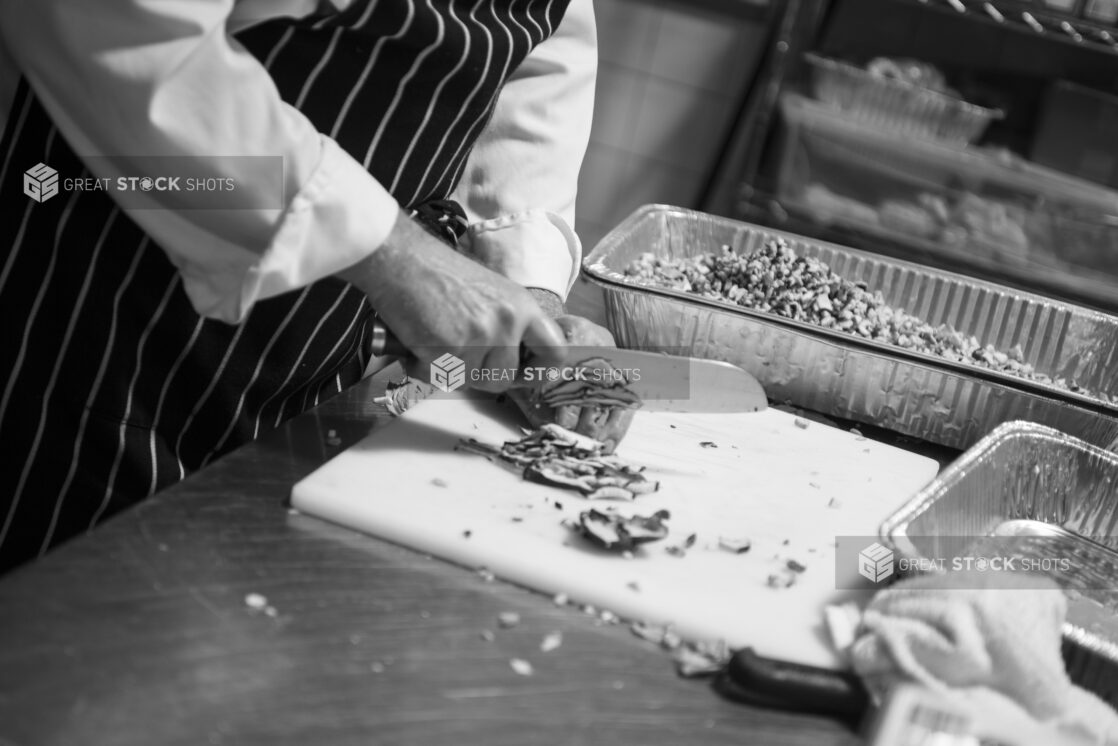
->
509 658 534 676
244 593 268 610
630 621 685 651
787 559 807 573
699 441 718 448
673 643 729 679
497 611 520 629
767 568 798 588
828 497 842 508
626 581 641 592
629 621 662 644
794 418 809 429
476 568 495 582
431 478 448 488
480 629 495 642
462 530 472 539
540 632 563 652
552 592 569 606
718 537 752 554
661 630 683 650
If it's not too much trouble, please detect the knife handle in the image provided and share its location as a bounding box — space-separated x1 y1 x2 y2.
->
714 648 870 724
370 319 411 358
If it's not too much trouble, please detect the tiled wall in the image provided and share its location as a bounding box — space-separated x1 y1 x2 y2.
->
569 0 768 322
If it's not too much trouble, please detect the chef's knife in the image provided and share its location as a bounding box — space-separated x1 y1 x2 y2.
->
369 319 767 413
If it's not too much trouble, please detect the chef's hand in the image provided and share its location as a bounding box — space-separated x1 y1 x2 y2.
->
337 209 568 393
511 313 638 454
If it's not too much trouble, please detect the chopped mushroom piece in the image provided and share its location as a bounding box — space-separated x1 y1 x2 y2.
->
571 509 671 552
459 425 657 499
584 485 636 501
767 568 798 588
673 643 730 679
630 621 664 644
376 376 438 416
718 537 752 554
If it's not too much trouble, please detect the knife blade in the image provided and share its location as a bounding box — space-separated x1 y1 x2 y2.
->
369 319 766 413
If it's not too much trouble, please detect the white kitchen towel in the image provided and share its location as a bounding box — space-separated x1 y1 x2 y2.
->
846 571 1118 746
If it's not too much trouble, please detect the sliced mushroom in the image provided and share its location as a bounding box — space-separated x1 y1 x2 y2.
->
627 479 660 495
524 463 595 492
572 509 670 551
583 485 636 501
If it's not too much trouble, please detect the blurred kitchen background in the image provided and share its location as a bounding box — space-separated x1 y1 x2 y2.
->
570 0 1118 322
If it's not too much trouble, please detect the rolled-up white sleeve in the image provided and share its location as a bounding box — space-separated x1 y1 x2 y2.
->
450 0 597 301
0 0 399 323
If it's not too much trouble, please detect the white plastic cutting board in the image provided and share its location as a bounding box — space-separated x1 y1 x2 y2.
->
292 391 938 669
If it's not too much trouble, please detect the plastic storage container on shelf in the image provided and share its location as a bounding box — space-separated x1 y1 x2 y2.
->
774 93 1118 307
803 53 1004 147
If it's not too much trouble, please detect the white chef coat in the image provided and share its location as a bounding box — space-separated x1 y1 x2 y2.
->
0 0 597 323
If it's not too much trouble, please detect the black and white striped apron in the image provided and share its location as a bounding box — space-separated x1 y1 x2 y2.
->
0 0 571 572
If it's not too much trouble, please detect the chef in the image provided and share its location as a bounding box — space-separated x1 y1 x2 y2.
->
0 0 623 572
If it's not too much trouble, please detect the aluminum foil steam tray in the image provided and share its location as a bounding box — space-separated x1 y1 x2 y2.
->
581 205 1118 452
879 421 1118 706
